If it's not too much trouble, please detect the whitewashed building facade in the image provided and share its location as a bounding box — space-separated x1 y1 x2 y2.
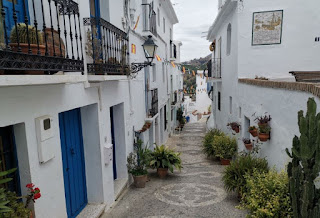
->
0 0 182 217
207 0 320 169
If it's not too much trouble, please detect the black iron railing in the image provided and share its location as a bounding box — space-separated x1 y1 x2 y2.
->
0 0 84 74
208 58 221 78
149 88 158 117
83 17 129 75
142 4 157 37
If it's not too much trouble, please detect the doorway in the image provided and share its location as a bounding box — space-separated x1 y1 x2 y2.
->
59 108 87 218
0 126 20 194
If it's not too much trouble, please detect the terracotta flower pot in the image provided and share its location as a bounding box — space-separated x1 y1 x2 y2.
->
220 159 231 165
232 126 240 133
244 143 253 150
249 129 258 137
9 43 46 75
157 168 168 179
133 174 148 188
259 133 270 142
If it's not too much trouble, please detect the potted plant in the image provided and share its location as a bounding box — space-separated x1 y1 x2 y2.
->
248 126 258 137
212 135 238 165
150 145 182 178
243 138 253 150
258 125 271 142
127 140 151 188
255 114 271 127
227 122 240 133
10 23 45 55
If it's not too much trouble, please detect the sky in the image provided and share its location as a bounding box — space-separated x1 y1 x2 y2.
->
173 0 218 62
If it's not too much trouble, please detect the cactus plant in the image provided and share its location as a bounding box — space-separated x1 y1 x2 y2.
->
10 23 43 45
286 98 320 218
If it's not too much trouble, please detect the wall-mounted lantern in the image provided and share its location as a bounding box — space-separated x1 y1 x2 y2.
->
130 35 158 77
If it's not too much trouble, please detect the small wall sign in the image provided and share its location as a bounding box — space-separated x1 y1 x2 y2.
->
131 44 136 54
252 10 283 46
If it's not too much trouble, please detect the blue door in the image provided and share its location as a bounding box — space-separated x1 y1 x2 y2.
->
59 109 87 218
3 0 25 36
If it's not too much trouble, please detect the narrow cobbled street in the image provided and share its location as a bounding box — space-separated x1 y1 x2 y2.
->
103 121 246 218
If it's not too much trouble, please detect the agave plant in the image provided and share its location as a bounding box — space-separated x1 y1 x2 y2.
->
150 145 182 173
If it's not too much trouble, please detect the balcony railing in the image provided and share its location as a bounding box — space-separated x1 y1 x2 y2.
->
208 58 221 79
149 88 158 117
142 4 157 37
0 0 84 74
83 17 129 75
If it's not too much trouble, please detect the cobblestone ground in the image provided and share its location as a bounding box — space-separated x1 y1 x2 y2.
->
102 121 246 218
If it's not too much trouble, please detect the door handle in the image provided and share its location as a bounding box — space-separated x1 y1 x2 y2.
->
70 148 75 155
66 167 69 172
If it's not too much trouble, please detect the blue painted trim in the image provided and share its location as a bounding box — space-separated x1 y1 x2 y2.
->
59 109 88 218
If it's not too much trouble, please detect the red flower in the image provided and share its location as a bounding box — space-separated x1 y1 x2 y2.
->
26 183 34 189
34 192 41 200
34 187 40 193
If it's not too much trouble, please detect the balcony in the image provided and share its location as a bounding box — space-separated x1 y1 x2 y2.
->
142 4 157 37
0 0 84 76
149 88 158 117
83 17 129 77
207 58 221 80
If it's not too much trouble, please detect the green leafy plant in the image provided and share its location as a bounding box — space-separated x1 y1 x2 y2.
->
10 23 43 44
259 125 271 134
240 170 292 218
248 126 257 131
2 191 31 218
127 140 151 176
286 98 320 218
202 129 224 157
150 145 182 173
222 155 269 196
212 135 237 160
0 162 16 213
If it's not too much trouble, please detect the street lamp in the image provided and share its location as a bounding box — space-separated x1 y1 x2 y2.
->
130 35 158 76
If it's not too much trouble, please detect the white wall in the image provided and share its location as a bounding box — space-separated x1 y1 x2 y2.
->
237 0 320 79
237 83 320 169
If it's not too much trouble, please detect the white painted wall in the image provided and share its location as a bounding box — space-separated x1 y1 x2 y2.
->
237 0 320 79
207 0 320 170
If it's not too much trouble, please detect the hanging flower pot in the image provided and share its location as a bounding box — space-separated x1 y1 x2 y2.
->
227 122 240 133
258 133 270 142
243 138 253 150
258 125 271 142
248 126 258 137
